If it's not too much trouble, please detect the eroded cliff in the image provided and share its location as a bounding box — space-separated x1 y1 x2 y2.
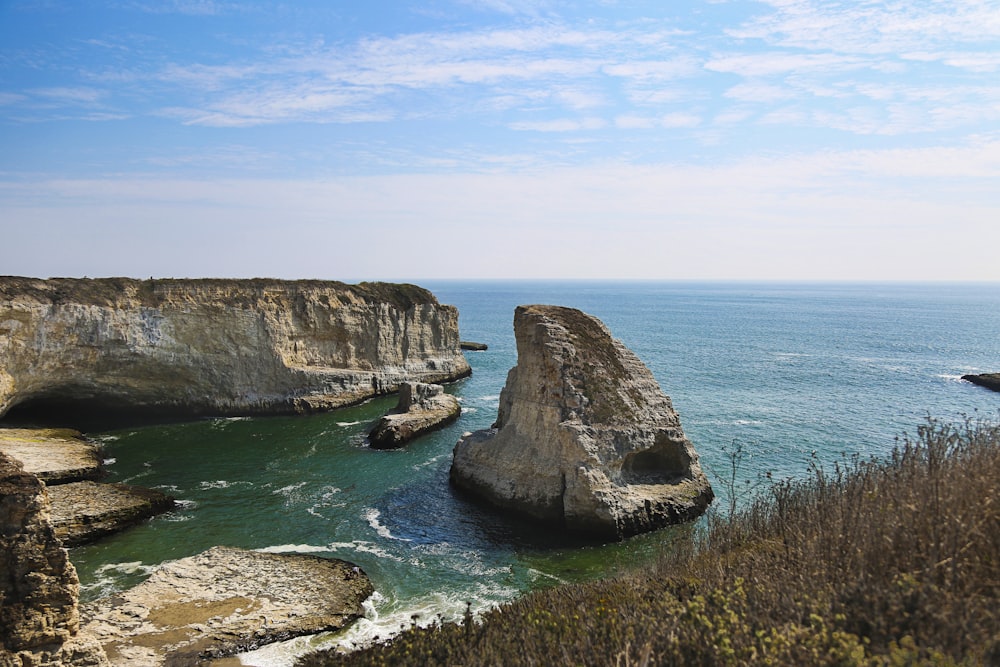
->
0 453 109 667
451 305 713 540
0 277 470 423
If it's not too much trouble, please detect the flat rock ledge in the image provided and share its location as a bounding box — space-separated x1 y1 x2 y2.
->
368 382 461 449
0 428 102 484
451 305 714 541
0 427 175 545
962 373 1000 392
80 546 374 666
46 481 175 547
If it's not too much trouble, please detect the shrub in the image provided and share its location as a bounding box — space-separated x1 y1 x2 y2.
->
300 416 1000 666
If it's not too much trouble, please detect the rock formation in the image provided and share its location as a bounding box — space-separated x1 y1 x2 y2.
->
46 482 175 547
1 428 175 546
962 373 1000 393
0 277 471 424
0 428 102 484
451 305 713 541
368 382 461 449
80 546 373 665
0 453 110 667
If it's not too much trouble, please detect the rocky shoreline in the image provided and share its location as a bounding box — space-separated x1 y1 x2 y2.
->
81 546 373 666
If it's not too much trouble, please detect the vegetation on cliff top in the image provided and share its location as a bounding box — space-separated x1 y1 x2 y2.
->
0 277 438 310
301 416 1000 666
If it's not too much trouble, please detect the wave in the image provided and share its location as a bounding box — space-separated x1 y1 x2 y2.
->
80 560 156 600
337 420 363 427
258 540 411 564
363 508 411 542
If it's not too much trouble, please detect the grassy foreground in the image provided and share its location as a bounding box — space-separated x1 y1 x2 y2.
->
300 418 1000 666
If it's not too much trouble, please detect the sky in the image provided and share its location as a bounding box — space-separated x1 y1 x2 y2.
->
1 0 999 282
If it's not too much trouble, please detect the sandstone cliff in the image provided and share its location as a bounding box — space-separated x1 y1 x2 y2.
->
0 278 470 423
451 305 713 541
0 453 109 667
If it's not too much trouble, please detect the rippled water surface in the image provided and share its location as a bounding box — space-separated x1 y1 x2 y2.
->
70 281 1000 665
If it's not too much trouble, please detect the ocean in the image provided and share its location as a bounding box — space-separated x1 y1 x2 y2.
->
69 281 1000 665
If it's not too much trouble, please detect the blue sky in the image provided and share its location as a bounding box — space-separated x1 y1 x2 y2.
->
2 0 999 281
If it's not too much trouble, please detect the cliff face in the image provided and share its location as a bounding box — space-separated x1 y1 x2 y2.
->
0 453 109 666
451 305 713 540
0 278 470 422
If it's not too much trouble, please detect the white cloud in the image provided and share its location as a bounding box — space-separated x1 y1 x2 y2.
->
509 116 606 131
4 140 998 281
660 112 700 128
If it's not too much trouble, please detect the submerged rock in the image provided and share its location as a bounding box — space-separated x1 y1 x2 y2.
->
0 277 470 425
962 373 1000 393
80 546 374 666
0 428 102 484
46 481 175 546
368 382 461 449
451 305 713 541
0 453 110 667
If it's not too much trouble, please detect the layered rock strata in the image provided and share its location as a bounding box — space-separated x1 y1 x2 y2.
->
46 482 175 546
0 277 471 423
80 546 374 665
451 305 713 541
0 453 110 667
368 382 461 449
1 427 175 545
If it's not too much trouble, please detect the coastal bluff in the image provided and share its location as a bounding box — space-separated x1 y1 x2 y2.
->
451 305 713 541
0 277 470 423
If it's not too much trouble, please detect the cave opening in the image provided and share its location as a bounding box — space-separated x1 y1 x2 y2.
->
1 391 200 432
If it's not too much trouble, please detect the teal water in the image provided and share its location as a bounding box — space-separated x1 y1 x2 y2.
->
69 281 1000 665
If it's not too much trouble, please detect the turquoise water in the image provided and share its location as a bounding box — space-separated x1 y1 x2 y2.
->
69 281 1000 665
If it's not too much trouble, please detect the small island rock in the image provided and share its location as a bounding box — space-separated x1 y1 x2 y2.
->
80 546 374 666
450 305 713 541
368 382 461 449
962 373 1000 393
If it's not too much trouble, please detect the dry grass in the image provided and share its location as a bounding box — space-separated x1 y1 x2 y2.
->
300 417 1000 666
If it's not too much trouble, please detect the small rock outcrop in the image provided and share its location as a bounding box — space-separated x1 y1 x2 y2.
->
368 382 461 449
1 428 175 546
0 277 470 424
962 373 1000 393
46 482 175 547
0 428 102 484
80 546 373 665
0 453 110 667
451 305 713 541
460 341 488 351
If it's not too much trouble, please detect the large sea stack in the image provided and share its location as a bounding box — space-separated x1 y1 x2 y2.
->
450 305 713 541
0 277 470 423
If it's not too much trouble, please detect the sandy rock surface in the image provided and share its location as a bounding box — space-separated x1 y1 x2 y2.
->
81 546 374 666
